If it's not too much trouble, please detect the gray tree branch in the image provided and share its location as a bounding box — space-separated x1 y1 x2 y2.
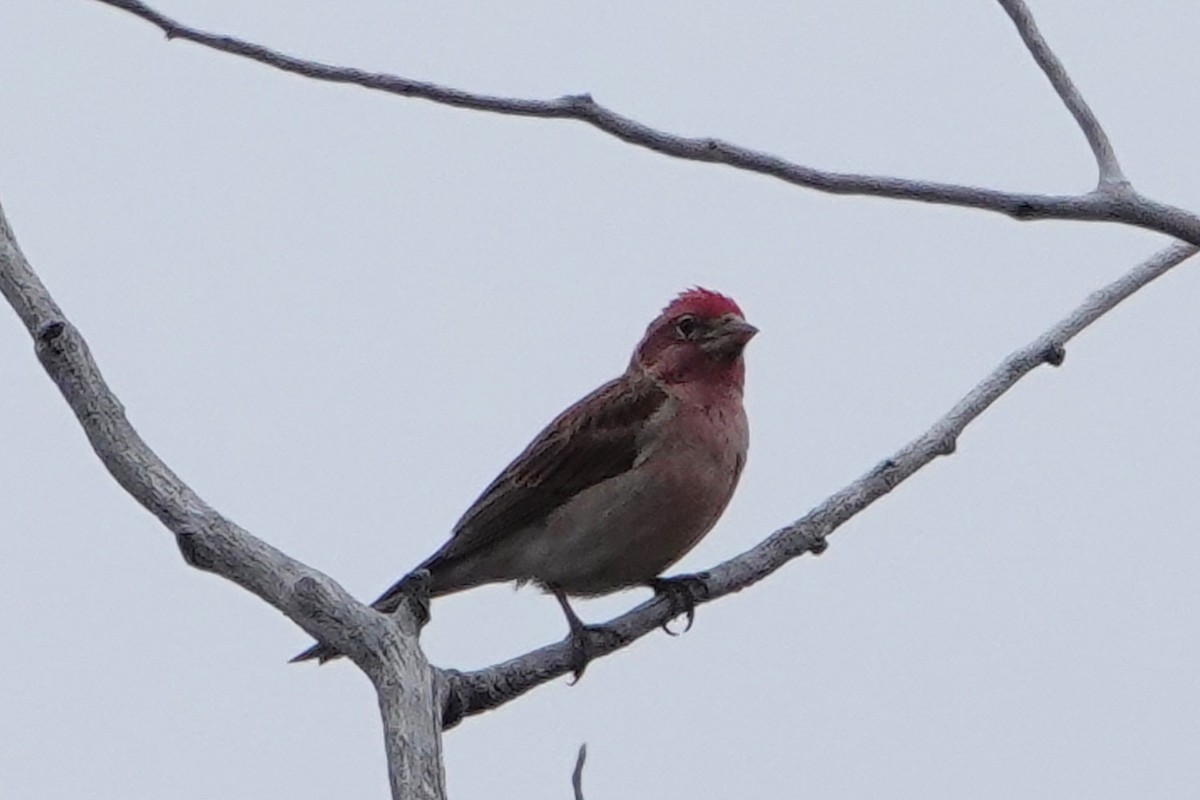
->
997 0 1127 187
91 0 1199 244
0 202 447 800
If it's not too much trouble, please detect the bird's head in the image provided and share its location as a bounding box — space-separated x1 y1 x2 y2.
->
633 288 758 391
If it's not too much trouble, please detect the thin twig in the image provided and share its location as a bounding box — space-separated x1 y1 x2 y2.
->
443 241 1198 723
91 0 1199 244
997 0 1127 187
572 744 588 800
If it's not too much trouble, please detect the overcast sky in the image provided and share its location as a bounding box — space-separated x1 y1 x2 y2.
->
3 1 1200 798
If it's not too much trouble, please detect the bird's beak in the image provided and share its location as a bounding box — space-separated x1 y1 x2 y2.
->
702 317 759 357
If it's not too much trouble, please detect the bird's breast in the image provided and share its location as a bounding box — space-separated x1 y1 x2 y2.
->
521 396 749 594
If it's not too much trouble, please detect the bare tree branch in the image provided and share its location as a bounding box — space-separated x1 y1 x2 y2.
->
997 0 1127 187
0 201 447 800
90 0 1200 245
443 240 1198 723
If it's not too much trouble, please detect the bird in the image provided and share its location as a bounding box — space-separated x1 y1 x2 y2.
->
292 287 756 676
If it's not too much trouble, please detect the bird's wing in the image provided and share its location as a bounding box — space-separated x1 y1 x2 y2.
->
365 374 668 614
295 375 669 654
427 374 668 570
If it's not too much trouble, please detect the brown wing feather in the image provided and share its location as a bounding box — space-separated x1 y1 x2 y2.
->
365 374 667 615
428 373 667 567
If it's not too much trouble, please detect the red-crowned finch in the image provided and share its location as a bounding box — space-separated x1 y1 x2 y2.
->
293 288 756 674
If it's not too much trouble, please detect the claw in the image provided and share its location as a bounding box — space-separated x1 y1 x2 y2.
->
566 628 592 684
564 623 624 682
649 573 710 635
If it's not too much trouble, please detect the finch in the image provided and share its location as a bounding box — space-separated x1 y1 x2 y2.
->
293 288 756 673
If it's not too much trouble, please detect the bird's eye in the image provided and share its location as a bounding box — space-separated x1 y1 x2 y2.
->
674 315 699 339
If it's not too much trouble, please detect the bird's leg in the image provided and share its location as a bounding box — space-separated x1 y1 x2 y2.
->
648 572 711 635
551 586 604 683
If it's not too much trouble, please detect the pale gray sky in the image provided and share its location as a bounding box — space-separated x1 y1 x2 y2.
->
3 1 1199 797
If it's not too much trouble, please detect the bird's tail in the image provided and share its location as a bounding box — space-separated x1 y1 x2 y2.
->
288 570 433 665
289 641 338 664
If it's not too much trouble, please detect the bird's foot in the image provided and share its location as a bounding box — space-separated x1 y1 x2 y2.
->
551 585 622 684
648 572 711 635
564 623 620 684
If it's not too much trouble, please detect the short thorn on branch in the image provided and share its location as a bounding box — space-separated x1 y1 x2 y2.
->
702 138 732 161
562 92 594 109
1042 342 1067 366
399 569 434 632
1009 200 1039 220
871 457 898 482
35 319 66 343
174 530 211 569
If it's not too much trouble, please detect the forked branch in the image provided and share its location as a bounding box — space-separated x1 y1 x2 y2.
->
91 0 1199 243
0 202 447 800
997 0 1127 186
